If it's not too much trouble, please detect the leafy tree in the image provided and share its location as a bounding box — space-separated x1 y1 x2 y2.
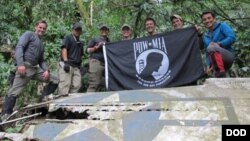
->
0 0 249 100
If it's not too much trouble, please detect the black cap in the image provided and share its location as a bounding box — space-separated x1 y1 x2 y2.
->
73 22 82 30
100 24 109 30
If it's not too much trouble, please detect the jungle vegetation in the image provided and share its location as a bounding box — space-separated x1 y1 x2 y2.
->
0 0 249 104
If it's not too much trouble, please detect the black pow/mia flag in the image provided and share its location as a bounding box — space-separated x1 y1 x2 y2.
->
103 27 204 91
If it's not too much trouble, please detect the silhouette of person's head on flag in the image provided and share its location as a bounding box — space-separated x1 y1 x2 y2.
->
140 52 163 81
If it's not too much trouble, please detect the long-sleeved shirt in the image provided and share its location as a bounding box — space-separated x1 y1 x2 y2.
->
15 31 48 70
203 22 236 65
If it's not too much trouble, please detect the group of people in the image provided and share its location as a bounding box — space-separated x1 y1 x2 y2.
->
1 10 236 121
169 12 235 77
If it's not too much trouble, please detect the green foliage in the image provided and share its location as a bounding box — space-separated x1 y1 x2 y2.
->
0 0 250 104
5 122 24 133
233 28 250 77
0 54 13 96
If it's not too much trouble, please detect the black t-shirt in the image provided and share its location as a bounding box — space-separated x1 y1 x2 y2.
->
87 36 110 63
61 34 84 67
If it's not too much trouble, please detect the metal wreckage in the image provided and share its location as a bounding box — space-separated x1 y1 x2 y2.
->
0 78 250 141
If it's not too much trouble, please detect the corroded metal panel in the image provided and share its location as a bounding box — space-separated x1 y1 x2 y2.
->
22 78 250 141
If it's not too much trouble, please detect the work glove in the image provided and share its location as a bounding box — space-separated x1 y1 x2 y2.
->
64 61 70 73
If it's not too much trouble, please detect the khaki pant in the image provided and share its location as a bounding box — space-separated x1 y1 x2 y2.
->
87 59 104 92
7 63 59 97
58 66 82 95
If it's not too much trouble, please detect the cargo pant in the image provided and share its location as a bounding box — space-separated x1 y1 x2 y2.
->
87 58 104 92
7 62 59 97
58 65 82 95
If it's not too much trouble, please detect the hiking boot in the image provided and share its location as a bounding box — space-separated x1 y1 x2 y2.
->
215 71 226 78
209 52 226 78
2 95 16 115
44 82 58 96
39 82 58 102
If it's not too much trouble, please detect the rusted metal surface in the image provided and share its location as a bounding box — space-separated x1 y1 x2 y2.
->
21 78 250 141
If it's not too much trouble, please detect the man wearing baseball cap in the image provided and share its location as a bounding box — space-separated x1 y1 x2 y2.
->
99 25 109 30
58 22 84 96
170 14 184 30
86 24 110 92
170 14 202 34
121 24 132 40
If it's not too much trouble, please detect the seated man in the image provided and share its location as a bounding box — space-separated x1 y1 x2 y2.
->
201 10 236 77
